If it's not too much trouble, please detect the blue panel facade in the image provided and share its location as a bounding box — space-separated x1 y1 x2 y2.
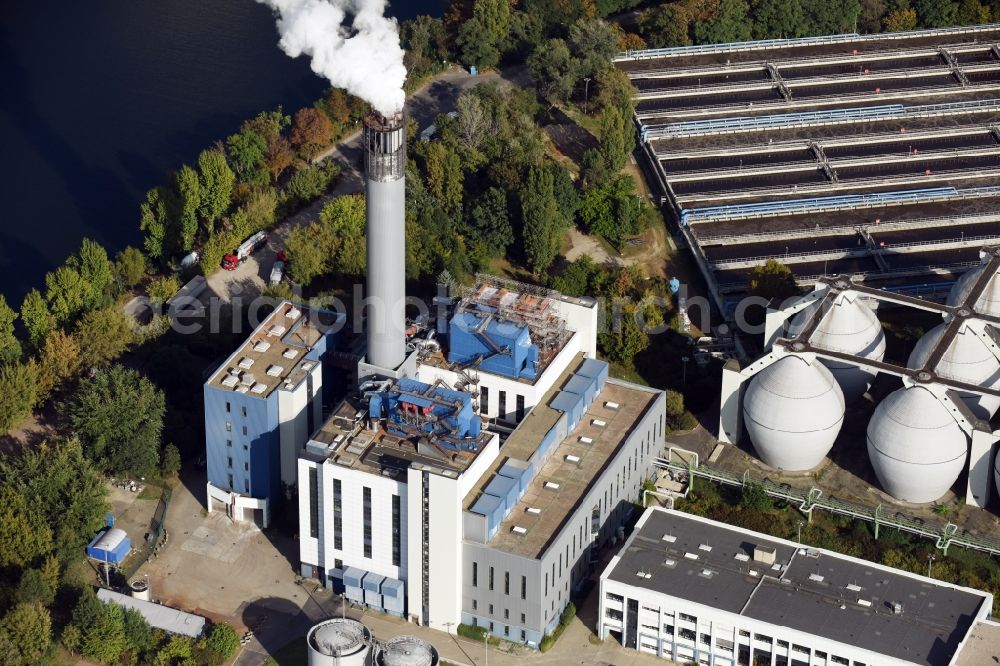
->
470 494 504 539
85 530 131 565
485 475 519 511
498 461 531 496
577 358 609 391
205 385 281 502
447 311 540 380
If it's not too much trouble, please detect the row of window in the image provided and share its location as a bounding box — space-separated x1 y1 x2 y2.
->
471 564 527 599
469 617 527 642
479 387 526 422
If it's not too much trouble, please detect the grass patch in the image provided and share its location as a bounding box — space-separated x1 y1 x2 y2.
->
137 484 163 501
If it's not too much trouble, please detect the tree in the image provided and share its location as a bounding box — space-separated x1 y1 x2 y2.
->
883 5 918 30
474 0 512 45
520 166 562 274
15 568 56 606
146 274 182 306
226 129 269 185
162 443 181 478
67 364 165 477
62 624 82 655
139 187 172 260
469 188 514 256
20 288 51 351
45 264 88 326
0 602 52 664
420 142 464 220
0 361 38 434
579 175 641 247
599 302 649 367
740 481 774 511
285 161 340 206
285 221 335 286
752 0 808 38
802 0 862 33
319 195 367 277
0 486 52 568
75 307 134 368
549 162 580 225
456 17 501 68
323 88 353 127
749 258 800 301
205 623 240 659
71 238 114 309
638 5 692 48
568 17 619 79
0 440 108 564
454 92 493 156
528 39 578 103
0 295 20 366
82 602 127 664
174 165 201 252
36 329 82 399
594 66 635 116
402 15 450 75
115 246 148 289
694 0 751 43
599 105 632 173
290 107 335 159
243 186 278 231
265 133 296 182
123 607 152 654
956 0 990 23
197 148 235 233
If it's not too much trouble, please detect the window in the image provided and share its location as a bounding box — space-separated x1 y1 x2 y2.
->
605 608 623 621
480 386 489 413
679 613 697 623
226 439 232 448
243 462 249 471
473 562 478 587
242 425 248 436
243 444 248 451
504 572 509 595
227 473 233 488
606 592 624 603
700 633 711 645
362 487 372 558
333 479 343 550
521 576 527 600
498 390 506 418
472 599 477 610
489 567 494 591
520 613 525 624
227 456 233 468
334 559 342 570
244 479 249 493
226 402 231 413
489 604 494 615
242 405 247 417
504 626 509 637
516 394 525 421
391 494 401 567
521 630 525 641
504 608 509 620
308 468 319 538
225 421 232 432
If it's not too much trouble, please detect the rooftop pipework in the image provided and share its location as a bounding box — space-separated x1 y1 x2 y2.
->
364 111 407 371
368 377 483 451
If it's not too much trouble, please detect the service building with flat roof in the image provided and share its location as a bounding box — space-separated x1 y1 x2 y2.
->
599 507 993 666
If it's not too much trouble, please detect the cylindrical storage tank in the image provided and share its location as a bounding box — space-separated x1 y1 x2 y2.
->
129 578 150 602
376 635 439 666
947 263 1000 317
742 354 845 471
907 322 1000 419
307 619 372 666
789 293 885 402
867 386 968 503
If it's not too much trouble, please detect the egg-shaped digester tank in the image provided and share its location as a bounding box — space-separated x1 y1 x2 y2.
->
308 618 373 666
866 386 968 504
789 292 885 403
947 262 1000 317
743 354 846 471
907 322 1000 419
376 636 439 666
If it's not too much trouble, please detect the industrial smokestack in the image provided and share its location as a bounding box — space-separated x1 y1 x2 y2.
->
364 111 407 370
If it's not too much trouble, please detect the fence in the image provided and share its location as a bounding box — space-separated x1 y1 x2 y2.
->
121 482 173 580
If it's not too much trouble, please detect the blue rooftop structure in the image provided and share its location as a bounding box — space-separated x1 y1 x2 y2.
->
369 377 482 450
447 310 540 380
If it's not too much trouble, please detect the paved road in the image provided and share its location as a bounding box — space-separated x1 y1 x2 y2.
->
204 66 525 304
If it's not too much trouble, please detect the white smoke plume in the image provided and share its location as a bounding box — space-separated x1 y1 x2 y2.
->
256 0 407 116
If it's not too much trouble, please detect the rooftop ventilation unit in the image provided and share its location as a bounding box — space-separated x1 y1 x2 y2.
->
809 573 825 583
579 436 594 444
734 553 750 562
254 341 271 352
636 570 652 579
268 324 286 337
846 583 862 592
286 307 301 320
239 357 255 369
266 365 283 377
663 558 677 567
544 481 560 490
511 526 528 535
605 401 620 409
283 348 299 359
526 507 541 515
683 552 699 560
592 419 607 427
749 569 759 577
891 601 903 614
700 569 714 578
859 599 873 608
698 544 712 552
662 534 676 543
565 454 581 464
753 545 777 565
251 383 267 394
221 374 239 388
241 373 256 386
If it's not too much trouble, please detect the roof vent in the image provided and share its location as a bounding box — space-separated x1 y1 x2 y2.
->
698 544 712 552
221 375 239 388
565 454 581 464
683 552 699 561
663 558 677 568
251 383 267 394
605 401 620 410
700 569 714 578
752 545 776 565
238 357 255 369
511 526 528 535
579 436 594 444
808 573 825 583
592 419 607 427
544 481 560 490
266 365 284 377
286 307 302 320
526 507 541 515
749 569 759 577
661 534 676 543
635 570 652 579
268 324 286 337
283 348 299 360
891 601 903 614
254 340 271 353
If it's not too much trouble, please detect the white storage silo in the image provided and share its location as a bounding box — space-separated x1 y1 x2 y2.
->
789 292 885 402
867 386 968 503
742 354 846 471
947 263 1000 316
907 322 1000 419
307 618 373 666
376 635 440 666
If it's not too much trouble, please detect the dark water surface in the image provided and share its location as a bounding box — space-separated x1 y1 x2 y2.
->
0 0 446 306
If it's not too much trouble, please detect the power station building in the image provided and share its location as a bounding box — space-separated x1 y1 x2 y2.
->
203 302 343 528
719 248 1000 508
291 110 666 645
598 507 993 666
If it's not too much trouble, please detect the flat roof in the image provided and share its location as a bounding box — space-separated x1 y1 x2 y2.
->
466 355 659 559
206 302 342 400
306 394 492 479
606 508 989 666
956 619 1000 665
97 588 205 638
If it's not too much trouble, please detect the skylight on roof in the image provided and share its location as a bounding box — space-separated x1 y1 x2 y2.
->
526 507 541 515
268 324 286 337
605 401 620 409
846 583 862 592
511 526 528 535
592 419 607 427
698 544 712 552
579 436 593 444
734 553 750 562
684 552 699 560
221 374 239 387
254 341 271 352
544 481 560 490
662 534 676 543
283 348 299 359
238 357 255 369
251 383 267 394
266 365 283 377
809 573 825 583
565 454 581 464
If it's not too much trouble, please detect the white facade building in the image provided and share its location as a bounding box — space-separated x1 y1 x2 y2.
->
599 508 993 666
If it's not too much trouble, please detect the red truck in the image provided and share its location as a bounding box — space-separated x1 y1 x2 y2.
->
222 231 268 270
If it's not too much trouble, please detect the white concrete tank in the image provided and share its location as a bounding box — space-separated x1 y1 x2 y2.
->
307 619 373 666
947 263 1000 316
128 578 151 602
376 636 440 666
789 292 885 402
743 354 845 471
867 386 968 503
907 322 1000 419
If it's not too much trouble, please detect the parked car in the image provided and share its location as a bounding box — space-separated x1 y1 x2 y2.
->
269 260 285 285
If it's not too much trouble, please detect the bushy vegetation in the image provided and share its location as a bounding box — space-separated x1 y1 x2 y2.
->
539 601 577 652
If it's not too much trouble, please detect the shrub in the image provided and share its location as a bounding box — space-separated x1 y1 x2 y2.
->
205 622 240 659
146 274 182 306
457 623 488 641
